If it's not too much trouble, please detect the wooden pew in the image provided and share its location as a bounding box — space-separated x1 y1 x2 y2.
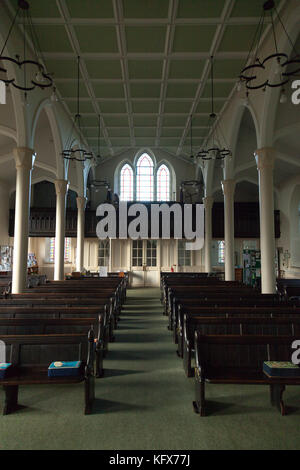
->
0 305 112 358
164 283 255 316
0 316 104 378
170 293 286 338
193 333 300 416
0 330 95 415
182 315 300 377
162 279 244 312
175 302 299 353
2 295 119 330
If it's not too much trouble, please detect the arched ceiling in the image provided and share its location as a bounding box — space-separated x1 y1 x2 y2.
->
5 0 285 160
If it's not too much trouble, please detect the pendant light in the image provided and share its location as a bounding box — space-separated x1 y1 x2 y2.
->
62 56 93 162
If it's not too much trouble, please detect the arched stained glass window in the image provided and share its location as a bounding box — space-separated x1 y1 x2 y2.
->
136 153 154 201
157 164 170 201
120 163 133 201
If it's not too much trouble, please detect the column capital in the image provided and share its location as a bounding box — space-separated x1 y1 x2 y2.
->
221 179 236 197
54 179 69 196
76 196 87 210
203 196 214 210
13 147 36 170
254 147 276 171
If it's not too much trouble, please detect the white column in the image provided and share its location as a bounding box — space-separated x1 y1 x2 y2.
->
54 179 69 280
76 196 87 272
221 179 236 281
12 147 36 293
254 147 276 294
203 196 214 273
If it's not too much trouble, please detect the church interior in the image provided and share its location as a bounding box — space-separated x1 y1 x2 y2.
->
0 0 300 451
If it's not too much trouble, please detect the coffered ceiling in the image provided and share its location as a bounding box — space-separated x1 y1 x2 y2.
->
6 0 285 160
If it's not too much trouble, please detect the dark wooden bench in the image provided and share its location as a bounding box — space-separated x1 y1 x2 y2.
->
0 316 104 378
193 333 300 416
175 303 300 353
1 295 119 330
0 330 95 415
0 304 112 357
182 315 300 377
163 283 256 316
170 293 286 338
162 279 244 311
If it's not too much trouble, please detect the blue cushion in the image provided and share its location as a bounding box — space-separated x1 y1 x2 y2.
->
48 361 82 377
263 361 300 378
0 363 12 379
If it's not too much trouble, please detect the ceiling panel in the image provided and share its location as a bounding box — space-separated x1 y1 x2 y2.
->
125 26 167 53
128 60 163 79
66 0 114 18
85 60 123 79
172 25 217 52
74 26 119 53
177 0 226 18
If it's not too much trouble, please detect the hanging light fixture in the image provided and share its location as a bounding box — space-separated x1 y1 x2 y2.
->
0 0 53 94
239 0 300 92
90 179 109 193
197 56 232 162
95 114 102 160
62 56 93 163
189 115 194 159
180 180 203 203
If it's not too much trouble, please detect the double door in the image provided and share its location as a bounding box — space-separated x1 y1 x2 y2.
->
131 240 158 287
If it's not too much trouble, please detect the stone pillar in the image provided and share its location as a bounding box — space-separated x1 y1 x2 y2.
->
254 147 276 293
76 196 87 272
12 147 36 293
54 179 69 280
221 179 236 281
203 196 214 273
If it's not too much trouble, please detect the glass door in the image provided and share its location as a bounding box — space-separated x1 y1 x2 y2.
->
131 240 158 286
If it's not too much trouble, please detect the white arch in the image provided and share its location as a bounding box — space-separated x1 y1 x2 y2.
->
0 125 17 142
30 98 64 179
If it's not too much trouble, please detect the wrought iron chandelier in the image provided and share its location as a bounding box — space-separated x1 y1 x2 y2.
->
180 180 203 203
197 56 231 161
95 114 102 161
90 180 109 191
0 0 53 97
238 0 300 91
62 56 93 163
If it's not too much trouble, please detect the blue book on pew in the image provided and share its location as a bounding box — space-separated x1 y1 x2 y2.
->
48 361 82 377
0 363 12 379
263 361 300 378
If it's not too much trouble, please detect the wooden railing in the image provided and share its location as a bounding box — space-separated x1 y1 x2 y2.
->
9 202 280 239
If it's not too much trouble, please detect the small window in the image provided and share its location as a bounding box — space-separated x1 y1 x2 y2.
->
98 240 110 267
157 164 170 201
178 240 191 267
120 163 134 201
218 240 225 264
132 240 143 266
146 240 157 267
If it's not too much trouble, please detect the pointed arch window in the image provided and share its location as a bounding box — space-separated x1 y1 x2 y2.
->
120 163 133 201
157 164 170 201
136 153 154 201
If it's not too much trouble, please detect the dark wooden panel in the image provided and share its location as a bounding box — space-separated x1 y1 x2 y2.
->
9 202 280 239
212 202 280 239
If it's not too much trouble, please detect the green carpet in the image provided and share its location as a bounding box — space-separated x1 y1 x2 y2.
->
1 287 300 450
